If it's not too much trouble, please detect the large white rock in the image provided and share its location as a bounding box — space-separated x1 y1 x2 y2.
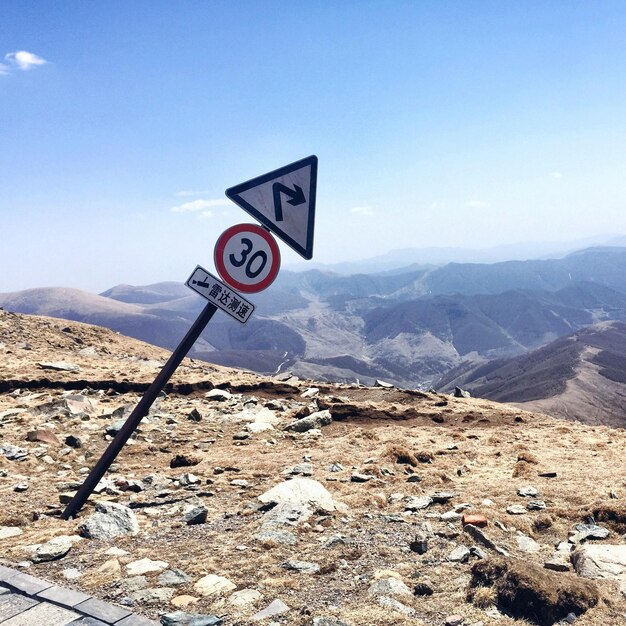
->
228 588 263 607
32 535 76 562
0 526 23 540
572 544 626 595
126 557 169 576
193 574 237 597
258 478 340 513
78 501 139 540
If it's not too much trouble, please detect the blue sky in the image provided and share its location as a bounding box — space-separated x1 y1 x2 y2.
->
2 1 626 292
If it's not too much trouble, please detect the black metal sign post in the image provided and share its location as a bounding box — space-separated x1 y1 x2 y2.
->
62 302 218 519
63 156 318 520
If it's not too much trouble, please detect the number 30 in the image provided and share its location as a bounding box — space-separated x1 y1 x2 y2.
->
229 237 268 279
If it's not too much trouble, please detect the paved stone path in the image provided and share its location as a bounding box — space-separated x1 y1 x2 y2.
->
0 565 158 626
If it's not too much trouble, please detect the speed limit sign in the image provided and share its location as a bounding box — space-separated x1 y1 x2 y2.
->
214 223 281 293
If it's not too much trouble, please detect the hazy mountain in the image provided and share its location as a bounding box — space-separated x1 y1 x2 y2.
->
286 235 620 275
2 246 626 387
437 321 626 427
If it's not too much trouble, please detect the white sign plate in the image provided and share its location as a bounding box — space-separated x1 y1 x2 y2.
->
185 266 255 323
225 155 317 259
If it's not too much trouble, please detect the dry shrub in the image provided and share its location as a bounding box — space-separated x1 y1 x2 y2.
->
512 461 534 478
469 558 599 626
517 451 539 464
384 443 418 466
591 504 626 533
533 514 553 533
366 493 387 509
470 585 496 608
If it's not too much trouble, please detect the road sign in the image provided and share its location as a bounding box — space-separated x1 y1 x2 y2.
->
214 223 281 293
186 266 254 323
225 155 317 259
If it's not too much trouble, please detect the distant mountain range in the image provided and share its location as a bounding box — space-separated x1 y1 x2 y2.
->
286 234 626 274
2 246 626 413
437 321 626 427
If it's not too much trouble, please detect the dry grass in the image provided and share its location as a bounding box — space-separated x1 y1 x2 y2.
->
0 312 625 625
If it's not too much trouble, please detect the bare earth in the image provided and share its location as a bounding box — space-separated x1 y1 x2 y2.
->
1 310 625 626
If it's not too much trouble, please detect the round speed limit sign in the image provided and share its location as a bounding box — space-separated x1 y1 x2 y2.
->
214 223 281 293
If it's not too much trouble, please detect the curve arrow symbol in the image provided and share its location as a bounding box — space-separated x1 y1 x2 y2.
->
272 182 306 222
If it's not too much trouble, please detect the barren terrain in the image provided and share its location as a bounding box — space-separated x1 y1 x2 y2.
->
1 310 625 626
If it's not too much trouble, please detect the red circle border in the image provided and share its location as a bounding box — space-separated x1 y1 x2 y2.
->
214 223 281 293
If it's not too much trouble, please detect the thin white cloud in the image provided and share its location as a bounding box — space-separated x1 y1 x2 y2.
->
4 50 47 71
0 63 9 75
199 211 214 219
549 171 563 179
465 200 490 209
175 189 211 197
350 205 374 216
171 198 230 213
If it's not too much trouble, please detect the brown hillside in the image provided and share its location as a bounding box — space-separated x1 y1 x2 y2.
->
0 310 625 626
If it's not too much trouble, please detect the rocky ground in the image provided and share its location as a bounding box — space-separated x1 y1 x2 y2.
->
1 309 625 626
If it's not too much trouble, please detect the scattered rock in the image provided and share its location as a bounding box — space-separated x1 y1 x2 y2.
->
463 524 509 557
65 435 82 448
126 557 169 576
517 486 538 497
375 379 394 388
38 361 80 372
413 581 434 596
170 596 199 609
129 587 175 604
454 387 470 398
431 491 457 503
445 616 464 626
205 389 232 401
507 505 527 515
405 496 432 511
228 588 262 607
187 408 202 422
179 473 200 486
516 534 541 553
368 577 412 597
544 557 570 572
448 545 471 563
171 454 201 468
301 387 319 398
528 500 547 511
32 535 74 562
252 598 290 621
312 618 351 626
160 612 223 626
572 544 626 594
258 478 340 513
283 559 320 574
26 429 60 445
193 574 236 597
284 462 313 476
285 410 332 433
569 523 609 544
254 529 297 545
377 595 414 615
0 445 28 461
180 504 207 525
159 569 192 586
78 501 139 540
350 473 375 483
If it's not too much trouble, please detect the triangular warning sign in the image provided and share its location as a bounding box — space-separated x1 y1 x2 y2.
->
225 155 317 259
